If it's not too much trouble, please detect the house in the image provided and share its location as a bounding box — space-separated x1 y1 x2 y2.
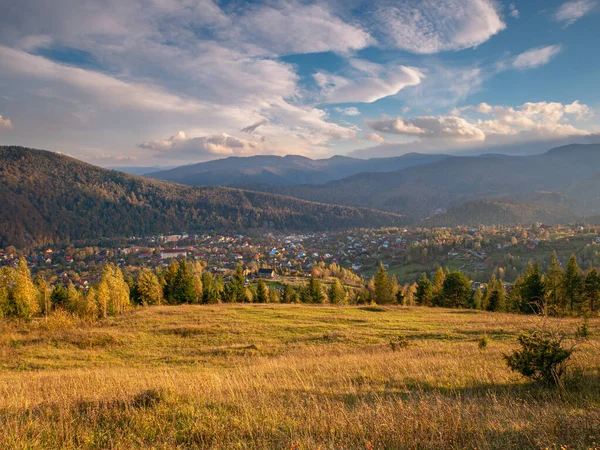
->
257 268 275 278
160 248 187 259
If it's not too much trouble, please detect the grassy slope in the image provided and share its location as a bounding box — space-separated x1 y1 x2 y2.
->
0 305 599 449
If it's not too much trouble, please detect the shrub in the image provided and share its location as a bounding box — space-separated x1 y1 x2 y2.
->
478 334 489 350
576 316 590 340
389 334 409 351
504 330 574 385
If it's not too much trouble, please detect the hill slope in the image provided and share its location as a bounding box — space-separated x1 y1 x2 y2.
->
147 153 448 186
0 146 407 247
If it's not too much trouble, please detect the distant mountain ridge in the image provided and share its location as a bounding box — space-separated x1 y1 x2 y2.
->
147 153 448 186
0 146 407 247
232 144 600 225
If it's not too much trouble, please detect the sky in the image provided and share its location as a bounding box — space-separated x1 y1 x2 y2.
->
0 0 599 166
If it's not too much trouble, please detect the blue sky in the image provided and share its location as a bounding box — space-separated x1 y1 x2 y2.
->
0 0 599 165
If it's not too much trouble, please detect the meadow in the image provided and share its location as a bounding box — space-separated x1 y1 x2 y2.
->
0 304 599 449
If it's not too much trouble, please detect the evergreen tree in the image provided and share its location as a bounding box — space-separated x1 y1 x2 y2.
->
583 268 600 313
307 276 325 304
328 279 347 305
563 254 582 313
521 262 545 314
50 284 69 310
374 263 394 304
230 264 247 303
281 283 297 303
485 275 506 312
256 278 269 303
545 252 564 312
173 260 198 304
415 273 433 306
441 271 471 308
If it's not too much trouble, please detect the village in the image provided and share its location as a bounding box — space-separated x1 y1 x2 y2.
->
3 223 600 291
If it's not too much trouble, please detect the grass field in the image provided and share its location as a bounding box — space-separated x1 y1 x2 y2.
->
0 305 599 449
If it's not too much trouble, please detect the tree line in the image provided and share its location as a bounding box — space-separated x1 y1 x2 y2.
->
413 252 599 315
0 252 596 321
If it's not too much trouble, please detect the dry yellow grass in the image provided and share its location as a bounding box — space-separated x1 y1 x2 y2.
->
0 304 599 449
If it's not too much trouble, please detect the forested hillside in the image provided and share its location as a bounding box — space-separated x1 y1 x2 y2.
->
0 147 406 247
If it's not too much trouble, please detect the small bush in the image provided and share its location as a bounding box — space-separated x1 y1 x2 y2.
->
576 316 590 340
389 334 409 351
132 388 166 408
504 330 574 385
478 334 489 350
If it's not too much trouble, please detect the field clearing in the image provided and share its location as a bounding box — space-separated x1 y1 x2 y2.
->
0 305 599 449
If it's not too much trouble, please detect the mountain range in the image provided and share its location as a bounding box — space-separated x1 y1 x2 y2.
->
146 144 600 226
3 143 600 247
147 153 448 186
0 146 406 247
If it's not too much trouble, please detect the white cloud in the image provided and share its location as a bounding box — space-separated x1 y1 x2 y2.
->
0 46 204 113
370 0 505 54
368 116 486 141
139 131 271 160
0 115 13 130
513 45 562 70
554 0 597 26
509 3 520 18
364 100 594 156
334 107 361 116
315 64 422 104
233 1 374 55
364 132 385 143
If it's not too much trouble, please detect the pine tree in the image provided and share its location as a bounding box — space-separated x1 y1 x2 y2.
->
308 276 325 304
415 273 433 306
281 283 297 303
545 252 564 312
485 275 506 312
583 268 600 313
173 260 197 304
328 279 347 305
256 278 268 303
521 262 545 314
374 263 394 304
563 254 582 313
441 271 471 308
